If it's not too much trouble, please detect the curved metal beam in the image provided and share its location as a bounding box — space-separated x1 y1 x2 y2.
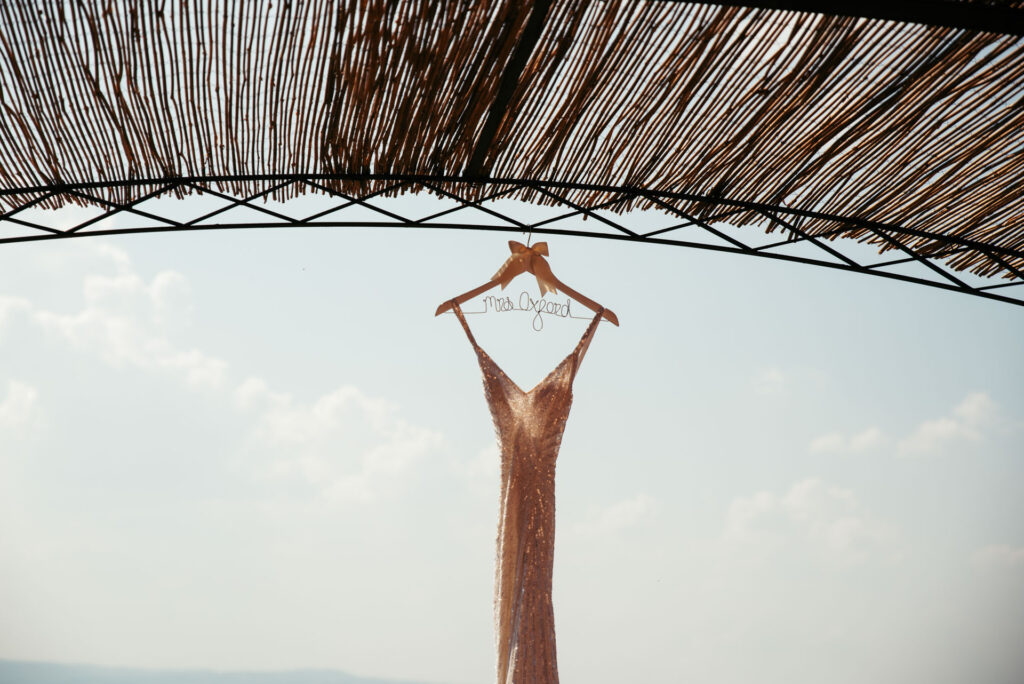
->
677 1 1024 36
1 173 1021 308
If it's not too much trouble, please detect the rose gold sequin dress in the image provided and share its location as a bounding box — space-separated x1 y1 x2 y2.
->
451 301 604 684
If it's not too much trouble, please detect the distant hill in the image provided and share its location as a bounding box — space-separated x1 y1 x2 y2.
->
0 660 446 684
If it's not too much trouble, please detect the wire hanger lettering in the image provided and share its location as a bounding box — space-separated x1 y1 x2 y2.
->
436 240 619 326
475 291 580 331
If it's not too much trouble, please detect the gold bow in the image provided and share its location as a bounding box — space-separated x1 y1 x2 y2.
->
491 240 559 296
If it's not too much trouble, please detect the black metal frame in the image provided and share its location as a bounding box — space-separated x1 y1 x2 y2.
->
688 1 1024 36
1 173 1022 307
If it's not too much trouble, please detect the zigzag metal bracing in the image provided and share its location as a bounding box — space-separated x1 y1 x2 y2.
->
0 174 1021 308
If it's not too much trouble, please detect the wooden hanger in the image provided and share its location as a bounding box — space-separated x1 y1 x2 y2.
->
435 240 619 326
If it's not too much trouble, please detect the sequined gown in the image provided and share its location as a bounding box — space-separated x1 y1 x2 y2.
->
451 301 604 684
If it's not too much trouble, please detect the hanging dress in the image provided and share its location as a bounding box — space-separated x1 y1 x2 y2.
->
450 301 604 684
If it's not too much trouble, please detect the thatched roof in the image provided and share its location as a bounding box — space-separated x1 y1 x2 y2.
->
1 1 1023 280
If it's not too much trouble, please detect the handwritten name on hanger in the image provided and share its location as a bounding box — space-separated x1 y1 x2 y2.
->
482 291 573 331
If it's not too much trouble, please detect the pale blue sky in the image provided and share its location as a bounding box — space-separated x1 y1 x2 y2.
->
1 194 1022 684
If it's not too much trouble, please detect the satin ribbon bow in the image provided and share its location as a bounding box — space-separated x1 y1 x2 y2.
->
491 240 559 296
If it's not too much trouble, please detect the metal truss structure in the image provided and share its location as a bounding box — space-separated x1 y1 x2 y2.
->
2 174 1022 308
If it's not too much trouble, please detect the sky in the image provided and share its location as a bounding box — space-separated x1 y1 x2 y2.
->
0 193 1022 684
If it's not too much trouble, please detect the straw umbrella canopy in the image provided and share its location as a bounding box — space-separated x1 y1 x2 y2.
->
2 1 1023 304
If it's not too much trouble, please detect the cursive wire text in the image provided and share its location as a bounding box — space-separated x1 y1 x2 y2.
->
481 291 573 331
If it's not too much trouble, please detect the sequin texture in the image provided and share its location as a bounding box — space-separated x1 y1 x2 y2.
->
452 301 604 684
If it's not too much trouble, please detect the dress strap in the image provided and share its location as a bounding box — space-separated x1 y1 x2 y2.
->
450 301 479 348
570 307 604 379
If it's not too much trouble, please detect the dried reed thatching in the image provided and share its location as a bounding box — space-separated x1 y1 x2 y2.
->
1 1 1022 278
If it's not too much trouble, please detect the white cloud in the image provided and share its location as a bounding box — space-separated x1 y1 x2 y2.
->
93 242 133 273
1 243 443 506
452 443 499 497
149 270 193 328
972 544 1024 570
809 426 886 454
0 294 30 333
810 392 1009 459
753 367 786 395
0 380 40 430
237 378 444 503
897 391 998 457
724 490 778 541
951 391 999 426
574 494 657 537
725 478 892 561
22 247 225 389
234 376 289 411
